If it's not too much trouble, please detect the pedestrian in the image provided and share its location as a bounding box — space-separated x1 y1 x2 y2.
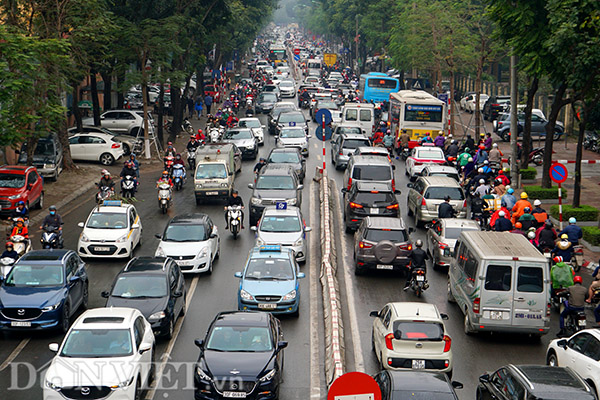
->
204 93 213 114
187 96 194 119
195 99 203 119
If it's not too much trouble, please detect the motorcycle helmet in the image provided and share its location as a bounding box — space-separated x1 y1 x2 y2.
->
520 192 528 199
49 205 57 211
561 234 569 240
553 256 563 263
545 219 553 227
464 147 470 152
483 160 489 165
527 231 535 240
468 157 473 162
524 207 531 213
507 188 514 194
480 132 485 137
479 179 485 184
493 143 498 148
232 190 239 195
162 170 169 178
15 218 24 226
515 222 522 229
6 242 14 249
17 201 25 206
574 276 583 284
499 211 505 217
415 239 423 248
478 168 484 173
569 217 577 224
534 199 542 206
101 169 108 175
176 153 181 159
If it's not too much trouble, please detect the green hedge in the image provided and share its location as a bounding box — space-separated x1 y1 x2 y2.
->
583 226 600 246
550 205 599 221
519 167 537 180
523 185 568 200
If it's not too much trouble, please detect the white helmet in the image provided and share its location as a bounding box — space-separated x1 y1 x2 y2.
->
479 179 485 184
478 168 483 173
534 199 541 206
499 211 505 217
493 143 498 148
527 231 536 240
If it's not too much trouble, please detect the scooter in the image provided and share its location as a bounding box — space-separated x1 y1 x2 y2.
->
188 150 197 171
400 147 411 161
209 128 222 143
183 118 193 134
0 257 15 279
164 155 175 176
227 205 243 240
560 298 587 335
10 234 31 257
121 175 136 198
408 266 429 298
172 164 186 191
96 185 113 203
157 183 172 214
40 226 62 249
572 245 584 272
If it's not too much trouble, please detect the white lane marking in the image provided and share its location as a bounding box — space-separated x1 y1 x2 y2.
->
0 338 30 372
309 181 322 398
145 275 199 400
332 180 365 372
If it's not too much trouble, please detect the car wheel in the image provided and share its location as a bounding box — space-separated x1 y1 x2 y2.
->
148 351 156 385
100 153 115 166
546 351 558 366
502 133 509 142
134 377 142 400
122 143 131 155
206 259 213 275
215 243 220 260
553 131 562 141
195 197 202 206
36 192 44 209
447 278 456 303
82 283 89 310
164 317 174 339
61 303 70 333
407 205 413 217
180 299 186 317
464 313 474 335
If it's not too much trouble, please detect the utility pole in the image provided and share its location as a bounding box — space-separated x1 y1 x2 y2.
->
510 52 519 187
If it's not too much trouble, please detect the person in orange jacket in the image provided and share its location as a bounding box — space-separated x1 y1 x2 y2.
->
10 218 29 239
511 191 532 225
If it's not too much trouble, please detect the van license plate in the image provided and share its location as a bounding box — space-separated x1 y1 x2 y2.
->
94 247 110 252
377 264 393 270
206 191 218 196
412 360 425 369
223 392 246 398
490 311 503 320
258 304 277 310
11 321 31 327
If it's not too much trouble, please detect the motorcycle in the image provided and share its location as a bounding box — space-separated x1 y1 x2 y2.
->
183 118 193 134
233 99 240 113
530 147 545 166
121 175 136 198
400 147 411 161
172 164 186 191
300 98 310 109
472 210 490 230
227 205 243 240
209 128 222 143
157 182 172 214
561 298 587 335
0 257 15 279
188 150 197 171
96 185 114 203
572 245 584 272
164 155 175 176
408 266 429 297
245 104 254 117
10 234 31 257
41 226 62 249
551 287 569 312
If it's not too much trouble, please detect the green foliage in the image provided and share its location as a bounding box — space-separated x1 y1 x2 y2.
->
550 205 599 221
519 167 537 180
524 185 567 200
582 226 600 246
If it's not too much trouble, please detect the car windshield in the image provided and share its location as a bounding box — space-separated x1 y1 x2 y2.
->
392 321 444 341
4 264 64 287
238 120 260 128
352 166 392 181
111 275 167 298
337 127 362 135
207 326 273 352
256 175 295 190
280 129 305 138
86 212 128 229
260 215 301 233
279 81 293 87
195 164 227 179
318 101 338 109
261 94 277 102
343 139 370 149
424 187 465 200
444 226 477 239
245 257 294 280
365 229 407 243
0 174 25 188
163 223 207 242
279 113 305 123
353 191 396 206
268 152 300 164
391 392 455 400
60 329 133 358
224 130 253 140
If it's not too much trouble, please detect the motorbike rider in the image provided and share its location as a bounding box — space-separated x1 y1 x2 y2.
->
404 239 429 291
558 275 587 337
457 147 471 168
511 191 532 225
157 171 173 188
560 217 583 246
438 196 456 218
300 89 310 106
586 262 600 304
496 169 511 186
164 142 177 158
98 170 115 193
398 130 410 154
531 199 548 227
419 133 433 145
536 220 558 251
474 144 488 164
445 139 459 159
492 178 506 197
551 256 574 289
382 130 394 152
494 211 513 232
254 158 267 175
463 135 475 151
10 218 29 239
187 135 200 153
10 201 29 221
40 205 63 246
510 221 525 235
371 129 384 145
552 234 575 263
224 190 245 229
490 200 511 230
434 133 446 148
483 132 493 151
120 161 138 192
473 179 490 199
518 207 537 231
1 242 18 260
128 154 140 177
488 143 503 163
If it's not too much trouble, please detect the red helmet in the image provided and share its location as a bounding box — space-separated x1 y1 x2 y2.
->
553 256 563 263
479 144 485 150
574 275 583 284
6 241 14 248
198 129 203 134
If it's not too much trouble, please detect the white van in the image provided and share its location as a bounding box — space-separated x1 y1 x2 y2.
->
340 103 375 135
448 231 550 336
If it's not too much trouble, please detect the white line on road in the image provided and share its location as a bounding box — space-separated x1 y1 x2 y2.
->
0 338 30 372
145 275 199 400
309 181 322 398
332 180 365 372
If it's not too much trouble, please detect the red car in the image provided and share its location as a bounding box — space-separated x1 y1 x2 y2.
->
204 85 221 103
0 165 44 214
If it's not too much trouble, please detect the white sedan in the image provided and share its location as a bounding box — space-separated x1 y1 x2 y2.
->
466 93 489 113
68 131 124 166
370 302 453 374
77 200 142 259
546 329 600 393
405 145 446 180
237 117 265 145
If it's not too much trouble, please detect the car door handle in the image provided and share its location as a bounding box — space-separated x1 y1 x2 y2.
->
514 297 525 302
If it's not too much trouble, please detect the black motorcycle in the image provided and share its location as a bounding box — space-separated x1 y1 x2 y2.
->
41 226 62 249
408 266 428 297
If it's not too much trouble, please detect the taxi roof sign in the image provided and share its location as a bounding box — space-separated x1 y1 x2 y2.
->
275 202 287 210
259 245 282 252
102 200 123 207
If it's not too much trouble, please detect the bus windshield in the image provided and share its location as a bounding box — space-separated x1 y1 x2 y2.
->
404 104 443 123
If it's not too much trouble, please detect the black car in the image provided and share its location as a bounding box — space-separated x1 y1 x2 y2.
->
255 92 278 114
482 95 511 121
267 147 306 183
194 311 287 400
342 181 400 233
102 257 186 339
374 370 463 399
275 111 309 136
477 364 596 400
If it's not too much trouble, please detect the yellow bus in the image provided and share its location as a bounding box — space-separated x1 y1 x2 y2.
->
388 90 447 149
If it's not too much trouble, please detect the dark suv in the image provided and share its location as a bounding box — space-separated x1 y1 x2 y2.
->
482 95 511 121
342 181 400 233
477 365 595 400
353 217 413 276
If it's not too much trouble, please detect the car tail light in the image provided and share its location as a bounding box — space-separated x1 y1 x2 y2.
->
359 241 372 249
473 297 480 314
462 199 467 209
400 243 412 251
347 177 352 190
439 242 449 249
546 302 551 317
492 103 499 106
421 198 427 207
111 143 121 148
386 204 399 210
339 151 343 155
385 333 394 350
414 161 422 166
443 335 451 352
349 202 363 209
392 179 395 192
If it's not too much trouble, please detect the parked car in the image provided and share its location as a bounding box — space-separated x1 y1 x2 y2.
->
374 370 462 400
68 126 138 156
0 250 88 332
466 94 489 113
0 165 44 215
68 131 124 165
342 181 400 233
17 133 63 180
102 257 186 338
459 92 476 110
406 176 467 226
82 109 152 137
497 111 564 142
483 95 511 121
426 218 480 270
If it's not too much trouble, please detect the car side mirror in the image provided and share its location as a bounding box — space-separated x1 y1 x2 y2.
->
139 342 152 354
194 339 204 349
100 115 105 120
248 183 254 189
229 171 234 176
452 381 464 390
261 125 266 129
394 189 401 194
406 183 413 188
393 329 402 340
49 343 59 353
341 188 348 194
154 234 162 239
478 374 490 384
425 223 432 230
250 226 257 232
307 134 312 138
369 311 379 318
391 165 396 170
297 272 306 279
234 272 242 278
27 184 33 190
173 291 183 298
209 233 218 239
297 184 303 190
557 339 567 349
277 341 288 350
132 223 140 229
440 313 449 320
101 291 110 298
305 226 312 232
78 222 84 228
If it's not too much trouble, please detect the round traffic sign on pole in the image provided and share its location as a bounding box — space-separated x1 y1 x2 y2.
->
315 109 333 126
550 163 568 184
293 48 301 55
328 371 382 400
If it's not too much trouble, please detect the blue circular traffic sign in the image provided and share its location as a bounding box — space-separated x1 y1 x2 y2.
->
550 163 568 184
315 109 332 125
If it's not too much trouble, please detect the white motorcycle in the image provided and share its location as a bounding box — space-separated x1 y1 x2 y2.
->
121 175 136 198
209 128 222 143
157 182 172 214
172 164 186 191
227 205 243 240
0 257 16 279
10 234 31 257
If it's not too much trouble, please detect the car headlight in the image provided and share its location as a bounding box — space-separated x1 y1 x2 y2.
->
46 379 62 391
110 376 135 389
8 194 21 200
282 290 297 301
80 232 90 243
240 289 254 301
42 301 62 312
259 369 277 383
44 163 55 169
198 247 208 259
287 198 297 205
148 311 166 321
220 183 228 187
196 184 203 189
156 247 166 257
294 238 303 247
196 366 213 382
251 198 262 206
115 234 128 243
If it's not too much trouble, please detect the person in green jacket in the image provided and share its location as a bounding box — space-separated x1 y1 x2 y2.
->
551 256 574 289
518 207 538 231
457 147 471 167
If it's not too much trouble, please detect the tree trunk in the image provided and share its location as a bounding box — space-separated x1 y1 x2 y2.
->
100 71 112 111
449 71 455 136
90 71 101 126
72 83 82 131
57 119 76 170
475 62 482 138
169 84 183 142
541 83 568 188
25 136 39 166
157 83 165 148
116 70 125 109
572 108 585 208
521 76 539 168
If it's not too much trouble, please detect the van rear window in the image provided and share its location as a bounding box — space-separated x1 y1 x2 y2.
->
424 187 464 200
517 267 543 293
359 110 372 122
485 265 512 291
352 165 392 181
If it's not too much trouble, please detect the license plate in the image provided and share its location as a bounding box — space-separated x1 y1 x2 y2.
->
370 208 379 214
11 321 31 327
416 275 425 281
206 191 218 196
223 392 247 398
176 261 190 266
490 311 503 320
94 247 110 252
258 303 277 310
578 320 587 326
377 264 393 270
412 359 425 369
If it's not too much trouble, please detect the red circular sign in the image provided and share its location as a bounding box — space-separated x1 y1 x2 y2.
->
327 372 382 400
293 48 301 55
550 162 568 184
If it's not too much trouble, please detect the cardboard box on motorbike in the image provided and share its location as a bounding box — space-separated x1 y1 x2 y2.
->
194 144 240 204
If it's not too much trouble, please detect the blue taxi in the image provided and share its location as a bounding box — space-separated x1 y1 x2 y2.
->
235 245 305 317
